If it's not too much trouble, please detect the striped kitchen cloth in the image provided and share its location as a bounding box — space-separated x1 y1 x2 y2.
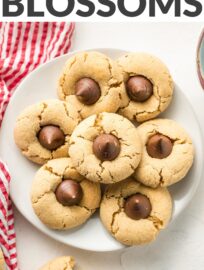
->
0 22 75 270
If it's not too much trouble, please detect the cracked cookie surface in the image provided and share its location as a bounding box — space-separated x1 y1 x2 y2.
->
117 53 174 122
100 178 172 246
58 51 125 119
14 99 81 164
39 256 75 270
31 158 101 230
69 112 142 184
134 119 194 187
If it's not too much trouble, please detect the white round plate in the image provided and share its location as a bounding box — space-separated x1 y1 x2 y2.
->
0 48 203 252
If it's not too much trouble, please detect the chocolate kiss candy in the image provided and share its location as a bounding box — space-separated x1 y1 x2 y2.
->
55 180 83 206
126 76 153 102
75 78 101 105
124 193 152 220
146 134 173 159
93 134 121 161
38 125 65 151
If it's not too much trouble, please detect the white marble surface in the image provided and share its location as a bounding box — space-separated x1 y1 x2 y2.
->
14 22 204 270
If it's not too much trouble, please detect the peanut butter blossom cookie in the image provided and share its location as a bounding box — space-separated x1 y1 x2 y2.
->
14 100 81 164
100 179 172 246
31 158 101 230
58 51 125 118
69 112 142 184
117 53 174 122
134 119 194 188
39 256 75 270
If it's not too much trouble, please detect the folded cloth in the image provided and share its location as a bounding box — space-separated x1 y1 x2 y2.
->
0 22 75 270
0 161 15 270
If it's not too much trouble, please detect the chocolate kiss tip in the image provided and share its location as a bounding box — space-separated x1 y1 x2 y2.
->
103 142 111 156
76 88 86 97
158 138 166 153
158 138 163 150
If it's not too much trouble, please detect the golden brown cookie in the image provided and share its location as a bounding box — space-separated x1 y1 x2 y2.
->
134 119 194 187
39 256 74 270
69 113 142 184
117 53 174 122
31 158 101 230
0 249 5 270
100 179 172 246
58 51 125 119
14 99 81 164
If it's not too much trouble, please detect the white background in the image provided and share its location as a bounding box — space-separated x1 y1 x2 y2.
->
14 22 204 270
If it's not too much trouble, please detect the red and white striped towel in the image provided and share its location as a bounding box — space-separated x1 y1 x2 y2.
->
0 22 75 270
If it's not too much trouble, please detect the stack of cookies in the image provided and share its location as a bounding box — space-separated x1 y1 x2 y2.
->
14 51 194 246
39 256 75 270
